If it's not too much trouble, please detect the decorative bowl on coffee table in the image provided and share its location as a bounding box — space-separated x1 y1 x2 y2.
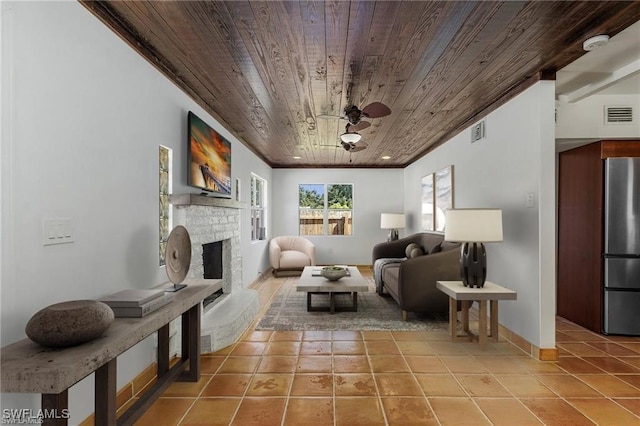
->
321 266 347 281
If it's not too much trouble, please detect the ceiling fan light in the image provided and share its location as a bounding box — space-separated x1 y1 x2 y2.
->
340 132 361 143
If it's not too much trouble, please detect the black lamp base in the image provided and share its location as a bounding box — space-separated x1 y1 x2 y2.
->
460 242 487 288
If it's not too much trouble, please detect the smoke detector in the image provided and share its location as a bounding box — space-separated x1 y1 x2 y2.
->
583 35 609 51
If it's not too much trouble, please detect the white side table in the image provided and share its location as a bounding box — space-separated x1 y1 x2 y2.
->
436 280 517 347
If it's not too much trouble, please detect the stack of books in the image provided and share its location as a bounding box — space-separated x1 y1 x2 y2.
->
100 289 172 318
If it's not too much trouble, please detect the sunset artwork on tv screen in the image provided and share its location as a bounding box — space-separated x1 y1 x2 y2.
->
187 111 232 198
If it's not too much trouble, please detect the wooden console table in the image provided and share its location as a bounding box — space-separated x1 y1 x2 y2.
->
1 279 222 426
436 280 517 348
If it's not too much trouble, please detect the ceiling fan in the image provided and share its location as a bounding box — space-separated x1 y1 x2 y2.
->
318 101 391 133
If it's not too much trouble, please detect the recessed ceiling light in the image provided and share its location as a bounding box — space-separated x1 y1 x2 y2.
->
293 156 301 159
381 155 391 160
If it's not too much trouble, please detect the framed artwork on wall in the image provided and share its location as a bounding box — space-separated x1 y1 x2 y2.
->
435 165 454 232
421 165 454 233
421 174 434 231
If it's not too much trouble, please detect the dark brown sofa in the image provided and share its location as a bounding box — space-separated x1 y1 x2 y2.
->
372 232 461 320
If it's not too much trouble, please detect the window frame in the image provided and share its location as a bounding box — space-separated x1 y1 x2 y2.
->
250 173 267 241
298 183 353 236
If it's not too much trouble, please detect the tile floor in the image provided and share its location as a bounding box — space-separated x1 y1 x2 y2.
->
133 271 640 425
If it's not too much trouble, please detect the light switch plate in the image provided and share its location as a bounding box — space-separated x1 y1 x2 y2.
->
43 218 74 246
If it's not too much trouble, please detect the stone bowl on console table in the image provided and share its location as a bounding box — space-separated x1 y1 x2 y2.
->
25 300 114 348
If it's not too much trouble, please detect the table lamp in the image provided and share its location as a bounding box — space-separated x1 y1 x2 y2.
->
444 209 503 288
380 213 406 241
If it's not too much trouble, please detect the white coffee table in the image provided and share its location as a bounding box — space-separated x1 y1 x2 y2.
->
296 266 369 314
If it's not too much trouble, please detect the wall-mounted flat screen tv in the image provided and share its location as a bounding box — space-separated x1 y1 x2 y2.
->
187 111 232 198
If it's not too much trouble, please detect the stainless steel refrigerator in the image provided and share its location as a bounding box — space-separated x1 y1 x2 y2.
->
603 157 640 335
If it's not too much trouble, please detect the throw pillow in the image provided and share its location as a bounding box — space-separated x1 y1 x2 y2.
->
409 247 424 258
429 242 442 254
405 243 419 258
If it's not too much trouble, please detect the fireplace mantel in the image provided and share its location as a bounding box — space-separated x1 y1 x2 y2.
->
170 194 246 209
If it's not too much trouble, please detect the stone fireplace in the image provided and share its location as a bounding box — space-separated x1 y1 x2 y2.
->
170 194 259 353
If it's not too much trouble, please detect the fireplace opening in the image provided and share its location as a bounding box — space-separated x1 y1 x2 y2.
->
202 241 224 308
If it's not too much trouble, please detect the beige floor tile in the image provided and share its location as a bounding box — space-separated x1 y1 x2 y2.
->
229 342 266 356
270 331 303 341
335 397 386 426
493 375 556 397
391 330 433 341
240 330 272 342
335 373 377 396
245 373 293 396
332 330 362 341
439 356 490 374
161 375 211 397
381 397 438 425
296 355 332 373
374 373 423 396
217 356 261 374
557 342 608 357
200 356 226 374
333 355 371 373
365 340 401 354
613 398 640 417
474 398 543 425
567 398 640 426
404 356 449 373
615 374 640 389
428 397 492 425
455 374 511 397
256 356 298 373
396 340 435 356
514 357 566 374
283 397 333 426
230 397 286 426
586 341 640 356
582 356 640 374
290 374 333 396
576 374 640 397
475 356 529 374
520 398 597 426
180 398 241 426
300 341 332 355
361 330 394 341
415 374 467 397
556 356 607 374
429 341 471 355
332 340 366 355
302 330 332 341
201 374 251 397
264 341 301 356
133 398 194 426
534 374 602 397
369 355 410 373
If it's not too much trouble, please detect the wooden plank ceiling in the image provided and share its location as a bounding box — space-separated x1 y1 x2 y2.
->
81 1 640 168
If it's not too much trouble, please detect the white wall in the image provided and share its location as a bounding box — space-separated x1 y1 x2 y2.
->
0 2 270 422
404 82 557 349
556 94 640 139
272 168 404 265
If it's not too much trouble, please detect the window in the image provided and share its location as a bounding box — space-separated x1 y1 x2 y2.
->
159 146 172 265
251 174 266 240
299 184 353 236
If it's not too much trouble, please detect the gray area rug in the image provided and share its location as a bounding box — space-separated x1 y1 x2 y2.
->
255 278 449 331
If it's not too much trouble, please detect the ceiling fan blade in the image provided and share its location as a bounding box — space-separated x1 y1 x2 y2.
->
347 121 371 132
361 102 391 118
317 114 345 120
350 141 368 152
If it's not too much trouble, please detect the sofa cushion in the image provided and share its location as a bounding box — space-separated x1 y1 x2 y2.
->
405 243 420 258
441 241 460 252
409 247 424 258
429 242 442 254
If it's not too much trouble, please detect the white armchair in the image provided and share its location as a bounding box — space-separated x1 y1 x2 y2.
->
269 236 316 276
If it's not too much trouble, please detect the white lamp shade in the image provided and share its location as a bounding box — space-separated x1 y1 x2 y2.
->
340 132 362 143
444 209 503 242
380 213 406 229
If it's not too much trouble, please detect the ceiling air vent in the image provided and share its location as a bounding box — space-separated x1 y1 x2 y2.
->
605 106 633 124
471 120 486 143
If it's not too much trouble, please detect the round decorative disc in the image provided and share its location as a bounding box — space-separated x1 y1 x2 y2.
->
165 225 191 284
